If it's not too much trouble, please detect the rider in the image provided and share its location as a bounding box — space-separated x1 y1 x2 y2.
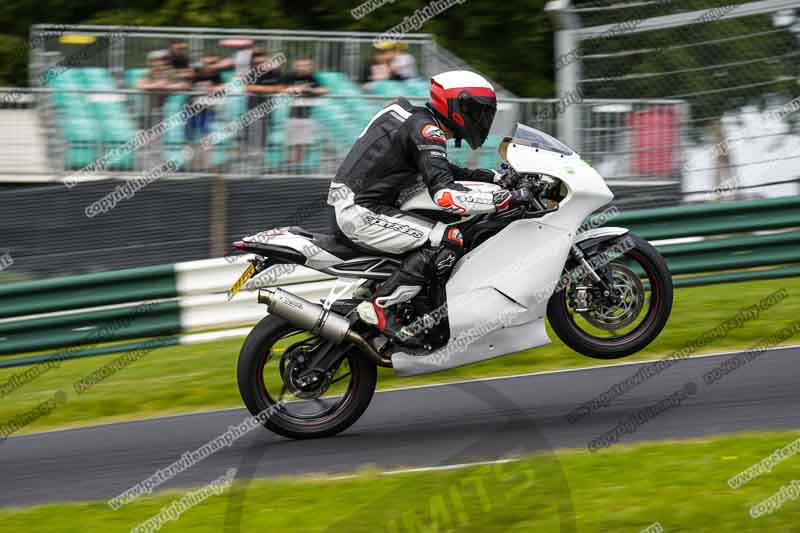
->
328 70 529 342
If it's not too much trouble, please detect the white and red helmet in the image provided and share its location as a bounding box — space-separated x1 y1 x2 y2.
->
428 71 497 150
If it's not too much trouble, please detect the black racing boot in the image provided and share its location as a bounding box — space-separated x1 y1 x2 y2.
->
355 297 425 347
357 266 427 347
373 301 424 346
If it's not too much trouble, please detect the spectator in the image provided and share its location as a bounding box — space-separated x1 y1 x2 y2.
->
136 50 188 125
167 40 194 82
185 54 224 170
136 50 170 90
389 42 418 81
361 42 394 85
282 59 328 167
245 48 285 103
244 49 286 170
214 38 256 79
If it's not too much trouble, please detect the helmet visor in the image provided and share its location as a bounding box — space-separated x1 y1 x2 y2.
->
459 95 496 149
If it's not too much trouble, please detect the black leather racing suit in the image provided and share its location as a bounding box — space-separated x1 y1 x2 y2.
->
327 97 501 299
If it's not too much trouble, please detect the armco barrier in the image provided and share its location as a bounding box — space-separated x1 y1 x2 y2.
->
0 255 336 368
611 195 800 287
1 196 799 367
0 264 177 319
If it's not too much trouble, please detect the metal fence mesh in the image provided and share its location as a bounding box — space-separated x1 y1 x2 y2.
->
554 0 800 204
0 88 564 179
2 17 799 280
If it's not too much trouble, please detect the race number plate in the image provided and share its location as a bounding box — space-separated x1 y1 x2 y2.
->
227 263 256 299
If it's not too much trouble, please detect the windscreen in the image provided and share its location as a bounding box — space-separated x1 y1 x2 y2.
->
507 123 574 156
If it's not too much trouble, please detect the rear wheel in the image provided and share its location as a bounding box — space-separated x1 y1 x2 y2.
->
547 234 673 359
237 315 377 439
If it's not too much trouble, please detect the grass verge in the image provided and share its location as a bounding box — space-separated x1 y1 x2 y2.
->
1 277 799 434
3 430 800 532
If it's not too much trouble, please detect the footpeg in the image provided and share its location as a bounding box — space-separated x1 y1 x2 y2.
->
370 335 389 353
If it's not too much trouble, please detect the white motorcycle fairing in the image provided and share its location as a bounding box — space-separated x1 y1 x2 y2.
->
241 125 618 377
392 130 615 376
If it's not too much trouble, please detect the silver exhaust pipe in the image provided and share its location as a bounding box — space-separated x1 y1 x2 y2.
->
258 288 392 367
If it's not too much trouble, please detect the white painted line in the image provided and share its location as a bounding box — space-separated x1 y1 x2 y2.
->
382 458 519 476
313 458 521 483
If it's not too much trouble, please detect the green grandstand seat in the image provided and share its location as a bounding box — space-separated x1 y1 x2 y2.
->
478 135 502 169
448 144 471 167
46 70 102 169
162 94 189 167
79 68 116 89
311 104 357 144
99 120 136 169
124 68 148 88
123 69 149 131
76 68 137 170
403 78 429 97
206 115 235 168
204 82 246 168
301 143 321 172
367 79 404 96
265 99 290 170
313 72 384 159
61 117 99 169
315 72 352 94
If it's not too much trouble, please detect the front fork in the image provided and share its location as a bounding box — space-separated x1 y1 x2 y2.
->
568 244 616 313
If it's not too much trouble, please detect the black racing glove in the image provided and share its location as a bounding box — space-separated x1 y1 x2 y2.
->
496 170 521 190
493 163 522 190
493 188 531 211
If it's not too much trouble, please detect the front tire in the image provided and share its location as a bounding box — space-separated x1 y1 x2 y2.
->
547 234 673 359
237 315 377 439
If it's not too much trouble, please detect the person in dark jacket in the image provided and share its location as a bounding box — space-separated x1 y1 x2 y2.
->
328 71 528 341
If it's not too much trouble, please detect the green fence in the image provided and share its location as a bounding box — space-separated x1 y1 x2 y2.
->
1 196 799 368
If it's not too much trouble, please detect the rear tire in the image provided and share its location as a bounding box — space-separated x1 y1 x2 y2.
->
237 315 377 439
547 234 673 359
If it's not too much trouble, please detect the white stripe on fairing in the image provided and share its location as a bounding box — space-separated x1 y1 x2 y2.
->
359 103 411 138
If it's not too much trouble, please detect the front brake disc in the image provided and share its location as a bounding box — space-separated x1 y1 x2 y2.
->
583 263 645 331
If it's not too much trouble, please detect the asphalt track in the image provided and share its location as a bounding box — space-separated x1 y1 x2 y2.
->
2 346 799 508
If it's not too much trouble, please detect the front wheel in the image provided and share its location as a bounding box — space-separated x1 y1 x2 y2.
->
237 315 377 439
547 233 673 359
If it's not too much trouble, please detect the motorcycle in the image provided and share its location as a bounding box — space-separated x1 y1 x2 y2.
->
229 123 673 439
